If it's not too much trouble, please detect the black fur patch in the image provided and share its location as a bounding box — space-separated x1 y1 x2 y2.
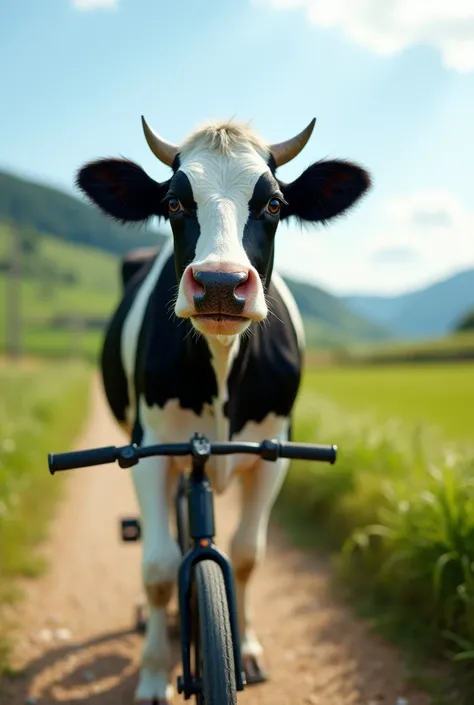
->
134 254 218 416
166 171 201 280
225 278 302 436
243 172 282 285
75 158 170 223
100 255 155 424
279 159 371 224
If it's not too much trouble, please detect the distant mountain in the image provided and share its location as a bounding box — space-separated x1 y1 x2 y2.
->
342 269 474 339
283 276 391 346
0 168 391 348
0 169 167 256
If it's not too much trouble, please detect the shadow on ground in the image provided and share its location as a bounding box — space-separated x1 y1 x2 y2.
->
2 620 181 705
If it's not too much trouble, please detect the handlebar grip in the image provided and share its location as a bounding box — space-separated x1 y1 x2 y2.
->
278 442 337 464
48 446 119 474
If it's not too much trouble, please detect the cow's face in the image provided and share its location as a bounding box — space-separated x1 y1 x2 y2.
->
76 118 371 340
165 136 283 337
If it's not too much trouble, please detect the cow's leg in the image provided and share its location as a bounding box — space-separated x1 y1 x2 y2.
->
132 427 182 705
230 456 288 684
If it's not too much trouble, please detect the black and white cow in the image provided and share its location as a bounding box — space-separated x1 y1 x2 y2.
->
76 116 370 704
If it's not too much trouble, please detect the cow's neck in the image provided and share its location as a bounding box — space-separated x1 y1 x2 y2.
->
205 334 240 492
206 334 240 407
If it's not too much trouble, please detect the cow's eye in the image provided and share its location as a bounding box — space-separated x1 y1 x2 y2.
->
266 198 281 215
168 198 182 214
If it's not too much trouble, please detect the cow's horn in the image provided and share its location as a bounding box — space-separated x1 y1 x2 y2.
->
270 118 316 167
141 115 178 167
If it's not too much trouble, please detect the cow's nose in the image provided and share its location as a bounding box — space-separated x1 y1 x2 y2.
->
193 271 248 315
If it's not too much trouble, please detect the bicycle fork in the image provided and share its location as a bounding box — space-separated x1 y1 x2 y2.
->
176 468 246 698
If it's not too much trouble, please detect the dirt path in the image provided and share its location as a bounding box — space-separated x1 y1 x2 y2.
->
2 377 431 705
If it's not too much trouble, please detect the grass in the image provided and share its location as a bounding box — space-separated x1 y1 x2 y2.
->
302 362 474 443
0 360 91 673
0 326 104 363
275 362 474 701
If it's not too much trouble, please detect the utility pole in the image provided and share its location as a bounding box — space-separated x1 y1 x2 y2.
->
5 225 22 362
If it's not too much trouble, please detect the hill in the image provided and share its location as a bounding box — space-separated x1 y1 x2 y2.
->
342 268 474 339
0 225 120 360
0 169 167 256
282 276 390 346
455 309 474 332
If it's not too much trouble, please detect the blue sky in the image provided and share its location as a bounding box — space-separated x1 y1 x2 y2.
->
1 0 474 295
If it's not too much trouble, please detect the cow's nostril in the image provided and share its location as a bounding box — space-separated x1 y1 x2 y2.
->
234 272 250 295
185 267 205 298
234 271 248 285
191 270 205 289
192 269 203 284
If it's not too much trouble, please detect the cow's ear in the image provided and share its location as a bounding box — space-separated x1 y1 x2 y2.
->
279 159 371 224
75 158 170 223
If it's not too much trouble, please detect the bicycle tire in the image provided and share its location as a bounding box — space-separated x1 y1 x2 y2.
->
193 560 237 705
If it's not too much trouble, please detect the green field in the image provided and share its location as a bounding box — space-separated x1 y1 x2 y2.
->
0 361 91 672
0 225 120 304
0 226 120 360
339 331 474 365
303 362 474 443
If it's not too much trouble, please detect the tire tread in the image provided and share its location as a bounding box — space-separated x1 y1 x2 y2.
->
195 560 237 705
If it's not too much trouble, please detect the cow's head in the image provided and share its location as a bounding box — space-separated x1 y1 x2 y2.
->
77 117 370 340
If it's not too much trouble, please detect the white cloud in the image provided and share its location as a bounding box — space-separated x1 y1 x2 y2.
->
274 190 474 295
72 0 117 9
370 245 419 264
275 227 327 280
363 189 474 286
253 0 474 72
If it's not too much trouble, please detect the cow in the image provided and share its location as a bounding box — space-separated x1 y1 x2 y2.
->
75 116 371 704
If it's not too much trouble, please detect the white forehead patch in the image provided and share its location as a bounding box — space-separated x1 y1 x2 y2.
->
178 140 270 204
178 144 271 264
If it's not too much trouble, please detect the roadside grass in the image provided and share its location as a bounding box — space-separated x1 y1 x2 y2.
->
276 364 474 702
0 361 91 673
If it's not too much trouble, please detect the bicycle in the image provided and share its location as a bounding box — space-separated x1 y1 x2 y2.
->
48 433 337 704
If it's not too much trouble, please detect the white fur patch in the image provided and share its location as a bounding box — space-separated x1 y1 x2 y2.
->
271 271 306 350
121 238 174 425
180 147 267 265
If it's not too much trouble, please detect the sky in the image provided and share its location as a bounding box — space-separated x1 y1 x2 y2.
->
1 0 474 296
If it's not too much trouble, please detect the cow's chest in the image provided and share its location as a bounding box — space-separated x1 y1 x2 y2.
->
139 396 290 491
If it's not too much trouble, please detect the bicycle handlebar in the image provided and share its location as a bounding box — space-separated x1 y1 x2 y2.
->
48 436 337 474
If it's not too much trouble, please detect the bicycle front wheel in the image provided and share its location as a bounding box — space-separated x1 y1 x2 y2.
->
193 560 237 705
